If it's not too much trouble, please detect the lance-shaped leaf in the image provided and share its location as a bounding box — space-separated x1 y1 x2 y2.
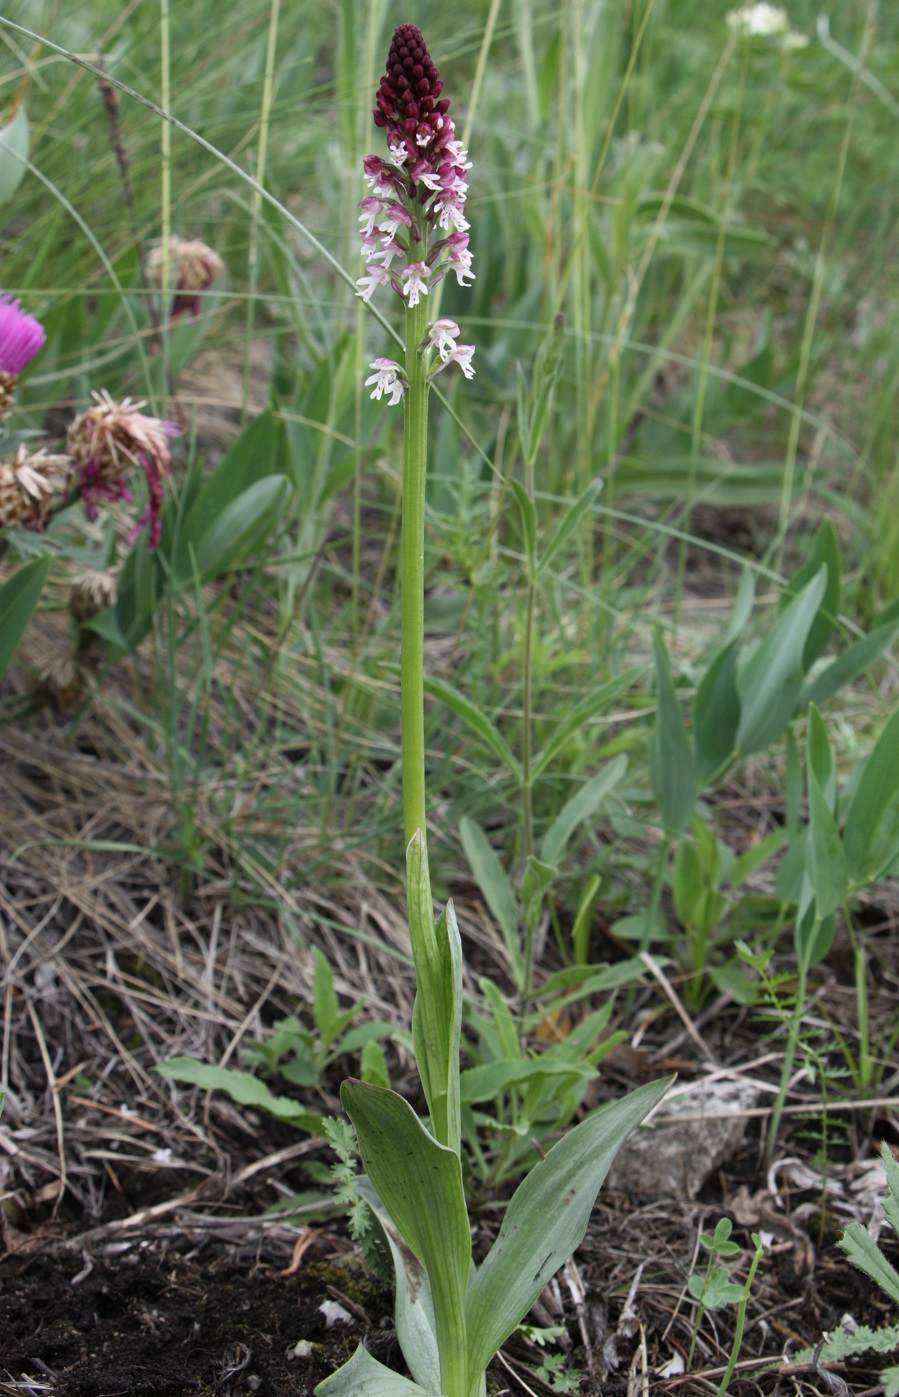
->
342 1081 470 1377
360 1183 441 1393
315 1341 440 1396
0 555 51 679
540 756 627 869
423 675 522 781
779 518 841 670
407 834 463 1154
843 705 899 888
459 818 523 988
464 1076 672 1382
803 596 899 709
650 631 695 835
735 568 826 756
693 640 740 786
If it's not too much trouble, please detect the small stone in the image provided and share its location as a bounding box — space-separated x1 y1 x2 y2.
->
607 1077 759 1199
290 1340 313 1359
318 1300 352 1327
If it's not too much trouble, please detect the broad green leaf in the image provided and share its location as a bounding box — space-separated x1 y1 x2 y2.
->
156 1058 323 1132
360 1040 390 1088
0 103 28 206
424 675 522 781
361 1185 441 1392
531 667 641 779
459 818 522 983
464 1076 672 1380
509 479 537 581
780 519 841 669
0 555 50 678
315 1342 438 1396
342 1082 469 1374
539 481 601 577
540 756 627 868
407 834 462 1155
730 827 787 884
843 706 899 887
693 641 740 785
735 568 827 757
194 476 291 580
650 631 695 835
804 597 899 709
806 768 846 920
459 1058 592 1105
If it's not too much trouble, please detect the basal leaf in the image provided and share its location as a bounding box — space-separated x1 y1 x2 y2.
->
464 1076 672 1381
693 641 740 785
459 818 523 985
341 1082 469 1378
314 1342 438 1396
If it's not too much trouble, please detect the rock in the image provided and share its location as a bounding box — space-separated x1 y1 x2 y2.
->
607 1077 759 1198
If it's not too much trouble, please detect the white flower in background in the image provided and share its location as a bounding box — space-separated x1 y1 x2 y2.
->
727 3 808 46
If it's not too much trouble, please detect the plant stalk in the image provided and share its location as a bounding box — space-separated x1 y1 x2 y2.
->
401 295 430 846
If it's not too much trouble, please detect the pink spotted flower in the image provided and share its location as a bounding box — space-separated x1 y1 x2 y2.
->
356 25 475 400
0 293 46 421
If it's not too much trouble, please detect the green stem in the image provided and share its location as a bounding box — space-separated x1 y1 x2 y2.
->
715 1233 763 1397
402 295 431 846
766 959 807 1163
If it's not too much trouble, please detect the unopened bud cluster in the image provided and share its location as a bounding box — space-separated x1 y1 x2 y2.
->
357 25 475 405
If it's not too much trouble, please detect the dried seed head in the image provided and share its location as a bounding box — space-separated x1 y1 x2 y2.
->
67 390 180 550
69 567 120 623
0 445 70 531
147 236 225 318
32 653 82 710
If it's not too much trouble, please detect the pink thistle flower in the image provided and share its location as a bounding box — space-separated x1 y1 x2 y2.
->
365 358 405 407
67 391 180 551
0 294 46 422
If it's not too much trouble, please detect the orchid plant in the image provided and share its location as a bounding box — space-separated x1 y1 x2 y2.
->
316 27 671 1396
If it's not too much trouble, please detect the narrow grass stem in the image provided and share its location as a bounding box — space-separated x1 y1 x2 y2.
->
402 296 430 847
159 0 171 400
243 0 281 421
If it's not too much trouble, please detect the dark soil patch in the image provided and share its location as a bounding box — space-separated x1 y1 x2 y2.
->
0 1245 396 1395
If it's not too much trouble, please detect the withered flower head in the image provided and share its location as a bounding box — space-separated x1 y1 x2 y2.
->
0 445 70 532
67 390 180 551
69 567 120 624
147 236 225 319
